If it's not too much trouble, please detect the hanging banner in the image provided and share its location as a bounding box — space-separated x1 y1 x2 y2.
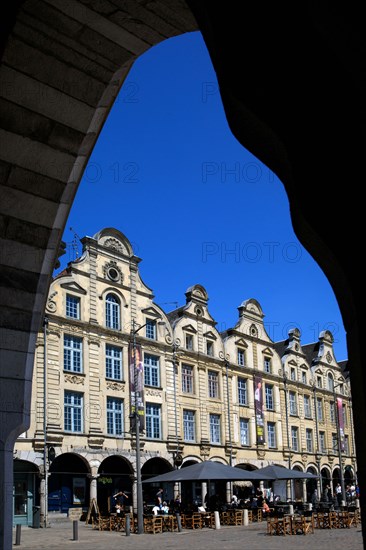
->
254 374 265 444
129 342 145 432
337 397 345 452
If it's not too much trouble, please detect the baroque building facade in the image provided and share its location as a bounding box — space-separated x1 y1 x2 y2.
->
13 228 357 526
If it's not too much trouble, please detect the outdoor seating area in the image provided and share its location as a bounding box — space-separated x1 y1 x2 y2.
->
266 506 361 536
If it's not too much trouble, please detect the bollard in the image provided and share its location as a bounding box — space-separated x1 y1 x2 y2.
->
176 513 182 532
308 503 312 511
15 524 21 546
288 504 294 516
73 520 78 540
243 509 249 526
214 510 220 529
356 499 360 509
125 513 131 536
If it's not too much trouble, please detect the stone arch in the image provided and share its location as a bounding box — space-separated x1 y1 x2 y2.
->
0 2 365 547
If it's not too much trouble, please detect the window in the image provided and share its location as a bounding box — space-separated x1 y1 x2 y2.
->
339 383 344 394
291 426 299 451
66 294 80 319
105 293 120 330
303 395 312 418
144 354 160 387
240 418 250 446
237 348 245 366
64 391 83 432
317 375 322 388
208 370 219 398
327 373 334 391
146 403 161 439
306 428 313 452
267 422 276 448
330 401 336 423
238 377 248 406
206 340 214 356
182 364 193 394
344 435 349 454
145 319 156 340
185 334 193 350
107 396 123 435
183 410 195 441
289 391 297 416
265 384 274 410
317 398 324 421
301 371 307 384
209 414 220 444
64 334 82 373
106 345 122 380
319 431 326 453
290 367 296 381
264 357 271 373
332 433 338 452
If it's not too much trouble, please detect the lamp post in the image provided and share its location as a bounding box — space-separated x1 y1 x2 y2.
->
222 353 233 466
279 367 291 469
130 317 161 534
279 366 292 501
333 382 346 505
158 321 181 467
310 378 322 496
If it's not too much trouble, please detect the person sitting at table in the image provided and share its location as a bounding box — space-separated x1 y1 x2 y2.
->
262 499 270 516
161 501 170 514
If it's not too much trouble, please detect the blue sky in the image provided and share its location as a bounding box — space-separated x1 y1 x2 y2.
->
59 31 347 362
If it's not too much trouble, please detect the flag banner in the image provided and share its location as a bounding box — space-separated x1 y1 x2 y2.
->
129 342 145 432
254 374 265 444
337 397 345 452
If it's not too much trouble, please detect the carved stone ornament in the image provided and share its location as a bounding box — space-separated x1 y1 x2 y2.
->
326 351 333 363
65 374 85 385
145 389 162 397
46 291 57 312
106 381 125 391
256 449 266 459
104 238 123 253
103 260 123 283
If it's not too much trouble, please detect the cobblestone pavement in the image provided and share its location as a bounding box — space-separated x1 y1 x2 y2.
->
12 520 364 550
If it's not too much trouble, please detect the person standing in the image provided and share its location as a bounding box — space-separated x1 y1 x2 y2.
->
156 488 164 508
335 483 342 506
112 489 129 512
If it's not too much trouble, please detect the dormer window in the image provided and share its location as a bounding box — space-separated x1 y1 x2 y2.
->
264 357 271 373
238 348 245 366
105 293 120 330
185 334 194 350
145 319 156 340
66 294 80 319
206 340 214 356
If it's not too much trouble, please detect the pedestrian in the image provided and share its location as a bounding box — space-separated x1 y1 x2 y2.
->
335 482 342 506
156 488 164 508
112 489 128 512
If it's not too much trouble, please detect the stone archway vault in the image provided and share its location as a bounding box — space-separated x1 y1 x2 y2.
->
0 2 365 548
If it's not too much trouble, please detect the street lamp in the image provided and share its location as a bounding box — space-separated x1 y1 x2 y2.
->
130 317 160 534
157 321 181 467
219 350 232 466
279 366 292 501
310 378 322 496
278 366 291 469
333 381 346 506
